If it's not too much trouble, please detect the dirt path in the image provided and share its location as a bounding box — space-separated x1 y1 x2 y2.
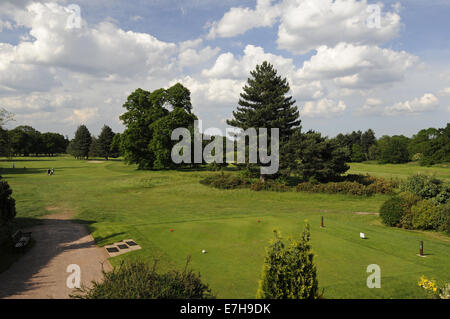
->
0 210 112 299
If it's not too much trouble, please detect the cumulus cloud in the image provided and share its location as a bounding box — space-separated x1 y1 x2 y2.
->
5 2 177 79
198 45 325 106
64 107 99 124
300 98 346 118
297 43 418 88
438 87 450 96
384 93 439 115
202 45 296 79
178 45 220 69
208 0 401 54
207 0 280 39
277 0 401 54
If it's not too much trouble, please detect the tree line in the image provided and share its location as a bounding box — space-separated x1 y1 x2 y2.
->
0 124 68 157
332 124 449 165
117 62 448 183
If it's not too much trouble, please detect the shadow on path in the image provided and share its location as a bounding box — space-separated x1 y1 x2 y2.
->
0 213 113 299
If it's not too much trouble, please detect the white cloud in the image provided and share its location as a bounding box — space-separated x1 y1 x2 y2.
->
277 0 401 54
198 45 325 105
208 0 401 55
301 98 346 118
297 43 418 88
359 97 384 115
178 45 220 69
64 107 98 124
438 87 450 96
207 0 279 39
202 45 296 79
9 3 177 78
384 93 439 115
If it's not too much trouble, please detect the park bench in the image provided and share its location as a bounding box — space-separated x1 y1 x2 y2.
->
12 230 32 249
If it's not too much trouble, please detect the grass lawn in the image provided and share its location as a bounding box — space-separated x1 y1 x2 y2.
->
1 157 449 298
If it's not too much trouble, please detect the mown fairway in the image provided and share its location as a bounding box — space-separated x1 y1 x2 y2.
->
1 157 449 298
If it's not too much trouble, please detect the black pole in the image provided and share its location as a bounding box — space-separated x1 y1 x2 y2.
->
419 241 423 256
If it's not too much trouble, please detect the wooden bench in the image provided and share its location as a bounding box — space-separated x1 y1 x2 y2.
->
12 230 32 249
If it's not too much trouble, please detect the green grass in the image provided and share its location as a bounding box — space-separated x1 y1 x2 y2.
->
1 157 449 298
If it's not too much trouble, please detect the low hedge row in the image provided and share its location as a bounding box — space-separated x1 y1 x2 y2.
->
295 177 396 196
199 173 251 189
200 173 396 196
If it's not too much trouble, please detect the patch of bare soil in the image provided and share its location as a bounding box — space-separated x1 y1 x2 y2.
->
354 212 379 216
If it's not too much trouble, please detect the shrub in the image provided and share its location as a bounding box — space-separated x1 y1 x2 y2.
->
401 174 442 199
71 258 214 299
296 181 373 196
0 176 16 226
397 192 421 229
379 196 406 227
438 204 450 234
433 185 450 205
200 172 251 190
411 200 446 230
251 180 290 192
256 224 320 299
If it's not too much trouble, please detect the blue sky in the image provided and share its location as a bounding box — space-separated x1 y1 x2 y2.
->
0 0 449 138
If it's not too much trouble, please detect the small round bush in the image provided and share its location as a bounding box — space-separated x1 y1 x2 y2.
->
379 196 406 227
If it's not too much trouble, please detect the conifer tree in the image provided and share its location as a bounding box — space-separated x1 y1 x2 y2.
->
256 223 320 299
97 125 115 160
72 125 92 159
227 62 301 179
227 61 300 142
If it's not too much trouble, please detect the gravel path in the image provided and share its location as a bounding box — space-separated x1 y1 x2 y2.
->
0 212 112 299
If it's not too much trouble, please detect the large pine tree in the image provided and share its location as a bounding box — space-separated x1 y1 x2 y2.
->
227 61 301 178
227 61 300 141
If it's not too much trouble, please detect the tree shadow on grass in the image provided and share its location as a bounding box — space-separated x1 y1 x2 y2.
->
0 168 47 175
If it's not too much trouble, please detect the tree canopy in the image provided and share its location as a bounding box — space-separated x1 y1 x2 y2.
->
120 83 197 169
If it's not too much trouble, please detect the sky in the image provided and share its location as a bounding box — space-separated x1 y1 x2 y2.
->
0 0 449 138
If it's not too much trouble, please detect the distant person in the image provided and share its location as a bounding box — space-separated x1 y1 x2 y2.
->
12 162 15 169
51 168 55 175
47 169 51 175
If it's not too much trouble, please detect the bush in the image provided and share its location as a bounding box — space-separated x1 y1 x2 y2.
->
401 174 442 199
398 192 421 229
0 176 16 226
379 196 406 227
411 200 447 231
200 172 251 190
433 185 450 205
0 176 16 248
251 180 290 192
256 224 320 299
71 258 214 299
